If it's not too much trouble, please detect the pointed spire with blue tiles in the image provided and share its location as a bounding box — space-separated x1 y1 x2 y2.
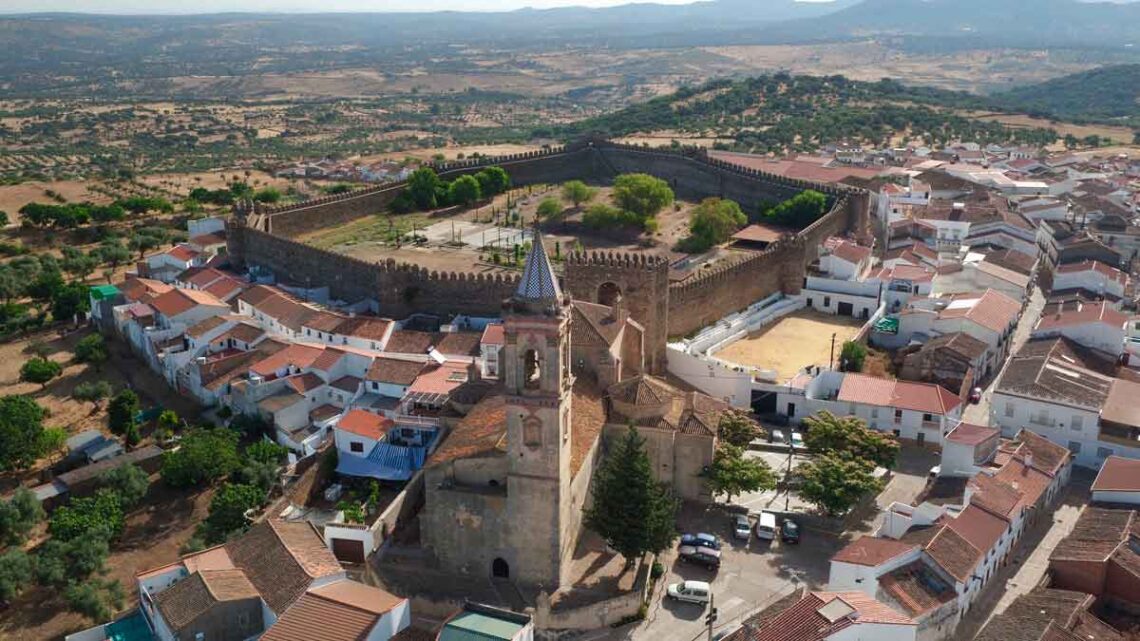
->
515 230 562 303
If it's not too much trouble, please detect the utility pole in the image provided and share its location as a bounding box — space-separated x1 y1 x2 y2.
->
785 441 794 512
829 332 837 370
706 593 718 641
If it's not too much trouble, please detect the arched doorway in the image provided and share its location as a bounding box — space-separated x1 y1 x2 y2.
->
597 282 622 307
492 558 510 579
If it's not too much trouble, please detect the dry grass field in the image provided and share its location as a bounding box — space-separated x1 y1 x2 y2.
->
958 111 1138 146
714 309 865 382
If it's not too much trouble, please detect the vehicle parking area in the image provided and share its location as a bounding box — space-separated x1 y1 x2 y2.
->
641 502 848 641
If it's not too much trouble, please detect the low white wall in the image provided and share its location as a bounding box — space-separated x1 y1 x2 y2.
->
666 346 752 408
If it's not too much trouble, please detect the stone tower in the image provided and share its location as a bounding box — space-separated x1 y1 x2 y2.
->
503 234 574 588
564 251 671 374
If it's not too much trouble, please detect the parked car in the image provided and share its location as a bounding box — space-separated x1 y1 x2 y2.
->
790 432 804 449
780 519 801 544
968 387 983 404
754 511 778 540
678 545 721 570
681 532 722 550
770 429 786 444
667 580 712 604
732 514 751 540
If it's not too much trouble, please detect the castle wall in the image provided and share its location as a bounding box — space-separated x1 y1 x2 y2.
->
229 139 870 343
230 225 517 318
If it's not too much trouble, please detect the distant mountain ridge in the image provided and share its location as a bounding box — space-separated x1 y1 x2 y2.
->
993 64 1140 123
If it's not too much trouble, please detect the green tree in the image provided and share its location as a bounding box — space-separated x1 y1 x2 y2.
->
406 167 442 210
448 175 482 207
94 241 131 269
51 281 90 322
839 341 867 372
204 483 263 543
38 426 68 463
0 396 47 471
582 203 639 230
561 180 597 208
0 211 8 228
584 426 679 564
37 532 110 587
717 410 762 448
100 464 150 510
49 489 125 541
244 440 288 465
106 389 139 437
75 333 108 369
73 380 112 409
705 444 778 503
0 550 33 602
797 454 883 516
536 197 563 221
65 578 124 621
683 197 747 252
253 187 282 203
20 357 62 387
612 173 674 221
475 167 510 197
0 488 44 546
161 427 241 488
802 411 899 470
763 190 828 228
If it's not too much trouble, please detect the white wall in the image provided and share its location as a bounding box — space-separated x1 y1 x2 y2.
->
828 547 921 596
666 345 752 407
993 392 1101 467
1032 323 1125 357
366 600 412 641
1092 490 1140 505
335 427 382 457
802 288 880 319
1052 269 1126 299
830 622 916 641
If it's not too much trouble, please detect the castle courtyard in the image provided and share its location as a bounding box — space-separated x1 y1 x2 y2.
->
713 309 865 382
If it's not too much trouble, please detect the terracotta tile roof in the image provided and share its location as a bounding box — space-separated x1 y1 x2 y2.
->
946 504 1008 554
838 374 962 415
237 284 280 308
573 300 629 346
407 362 469 396
1035 300 1127 332
218 322 264 345
732 590 913 641
1100 379 1140 429
732 223 792 244
154 569 260 633
385 329 436 354
993 458 1054 512
435 332 482 357
879 562 957 616
284 372 326 394
304 311 345 333
261 581 405 641
609 375 677 405
827 238 872 265
945 422 999 446
189 231 227 248
259 390 306 413
939 289 1021 333
204 276 243 300
995 337 1115 410
881 264 935 283
150 287 227 318
975 588 1098 641
224 520 343 614
922 332 989 361
831 537 917 567
1092 456 1140 493
337 409 394 441
310 404 342 423
184 267 226 288
481 323 504 346
1056 259 1129 285
428 393 508 465
166 244 201 262
571 382 606 477
250 343 325 377
923 525 982 583
1010 430 1072 476
334 316 392 342
969 472 1024 518
120 277 174 303
185 315 230 339
311 347 346 372
331 375 362 393
365 356 427 385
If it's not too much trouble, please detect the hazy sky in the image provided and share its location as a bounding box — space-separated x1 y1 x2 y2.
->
0 0 742 14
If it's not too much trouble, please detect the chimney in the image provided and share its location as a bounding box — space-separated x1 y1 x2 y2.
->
1023 453 1033 471
610 294 627 324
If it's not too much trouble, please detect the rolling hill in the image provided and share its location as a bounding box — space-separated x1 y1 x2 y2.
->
993 64 1140 123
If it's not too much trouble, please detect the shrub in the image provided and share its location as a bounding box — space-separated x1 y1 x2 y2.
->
20 357 62 387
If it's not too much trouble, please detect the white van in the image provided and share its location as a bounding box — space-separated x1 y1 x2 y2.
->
667 580 712 605
755 511 777 540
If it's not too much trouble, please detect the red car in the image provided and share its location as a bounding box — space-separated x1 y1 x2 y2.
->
968 387 983 404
